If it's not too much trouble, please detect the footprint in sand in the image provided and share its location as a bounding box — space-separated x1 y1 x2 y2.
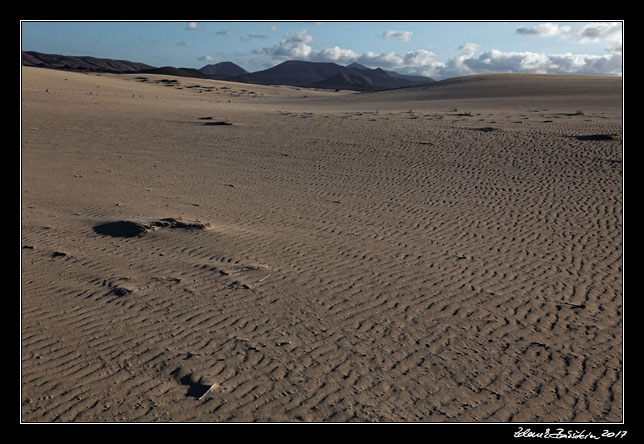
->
171 368 218 400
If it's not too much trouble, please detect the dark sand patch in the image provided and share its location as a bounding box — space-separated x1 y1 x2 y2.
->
93 221 149 238
473 127 497 132
574 134 616 141
203 121 232 126
93 218 209 238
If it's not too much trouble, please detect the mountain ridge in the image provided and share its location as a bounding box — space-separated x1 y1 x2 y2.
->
22 51 153 73
200 60 435 91
22 51 436 91
199 62 249 79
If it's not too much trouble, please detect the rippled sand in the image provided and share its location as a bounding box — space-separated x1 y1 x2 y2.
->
21 67 622 422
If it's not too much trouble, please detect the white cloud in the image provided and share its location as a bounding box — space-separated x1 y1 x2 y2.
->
578 22 622 43
578 22 622 54
545 52 622 76
357 51 405 69
216 28 236 36
289 29 314 43
240 32 269 41
254 29 314 59
516 23 572 38
464 49 549 73
430 43 479 78
459 43 479 57
198 55 217 63
381 30 413 42
311 46 358 64
403 49 441 67
185 22 203 31
401 51 445 77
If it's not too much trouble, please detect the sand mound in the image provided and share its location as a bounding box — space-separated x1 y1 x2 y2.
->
310 73 622 112
383 73 620 100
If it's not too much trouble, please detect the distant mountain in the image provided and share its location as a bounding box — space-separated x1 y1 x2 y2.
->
310 67 420 91
220 60 435 91
21 51 209 80
199 62 249 79
347 62 435 85
308 69 376 91
136 66 212 79
231 60 347 86
346 62 370 70
22 51 435 92
22 51 153 73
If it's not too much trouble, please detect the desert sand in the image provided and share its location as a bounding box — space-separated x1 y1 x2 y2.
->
21 66 622 422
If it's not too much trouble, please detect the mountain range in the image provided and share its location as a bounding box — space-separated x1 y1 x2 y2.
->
199 60 435 91
22 51 435 92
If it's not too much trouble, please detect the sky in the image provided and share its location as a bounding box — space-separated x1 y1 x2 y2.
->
21 21 623 80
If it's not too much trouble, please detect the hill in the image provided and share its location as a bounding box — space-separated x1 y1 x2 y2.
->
199 62 249 79
318 72 622 111
22 51 153 73
310 67 420 91
232 60 348 86
366 72 622 101
225 60 434 91
347 62 435 86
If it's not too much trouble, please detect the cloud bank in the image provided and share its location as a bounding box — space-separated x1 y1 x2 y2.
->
245 26 621 79
517 22 621 43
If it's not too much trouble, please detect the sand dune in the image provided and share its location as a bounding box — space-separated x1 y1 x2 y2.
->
21 67 622 422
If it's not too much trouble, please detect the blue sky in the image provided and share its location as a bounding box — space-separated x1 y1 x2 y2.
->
21 21 622 79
